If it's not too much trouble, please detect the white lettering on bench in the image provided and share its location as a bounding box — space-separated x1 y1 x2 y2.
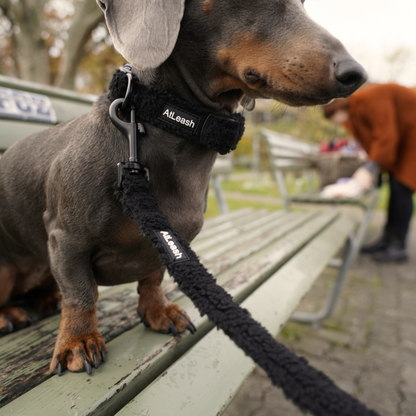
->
0 86 57 124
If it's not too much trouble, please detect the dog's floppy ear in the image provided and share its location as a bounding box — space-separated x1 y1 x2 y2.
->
97 0 185 70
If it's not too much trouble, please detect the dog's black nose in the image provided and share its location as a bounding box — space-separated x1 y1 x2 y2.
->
334 58 368 94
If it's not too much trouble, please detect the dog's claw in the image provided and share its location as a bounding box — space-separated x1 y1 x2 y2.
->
57 362 62 376
93 353 100 369
168 321 177 336
186 322 197 334
84 359 92 375
101 347 106 363
138 308 145 323
0 321 13 334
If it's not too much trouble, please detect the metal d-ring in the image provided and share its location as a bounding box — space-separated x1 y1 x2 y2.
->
121 72 133 113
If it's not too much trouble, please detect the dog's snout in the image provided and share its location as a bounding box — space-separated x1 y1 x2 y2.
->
334 58 368 95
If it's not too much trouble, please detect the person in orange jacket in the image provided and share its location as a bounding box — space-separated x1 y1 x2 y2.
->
324 83 416 262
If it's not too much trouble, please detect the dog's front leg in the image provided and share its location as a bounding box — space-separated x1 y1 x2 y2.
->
47 229 107 375
138 268 196 335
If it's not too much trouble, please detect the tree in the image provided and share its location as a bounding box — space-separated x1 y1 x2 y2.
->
0 0 104 89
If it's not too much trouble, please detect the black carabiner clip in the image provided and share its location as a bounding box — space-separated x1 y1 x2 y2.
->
109 85 149 189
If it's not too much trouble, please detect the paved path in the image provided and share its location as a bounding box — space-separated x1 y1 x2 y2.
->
224 211 416 416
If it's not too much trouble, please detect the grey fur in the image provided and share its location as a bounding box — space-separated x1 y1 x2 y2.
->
0 97 216 304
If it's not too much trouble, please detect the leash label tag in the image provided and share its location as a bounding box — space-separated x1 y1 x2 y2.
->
159 104 200 132
154 230 190 263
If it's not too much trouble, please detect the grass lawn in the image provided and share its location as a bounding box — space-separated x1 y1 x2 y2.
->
204 170 416 220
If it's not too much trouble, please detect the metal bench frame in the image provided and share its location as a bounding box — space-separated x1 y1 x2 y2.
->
260 128 379 326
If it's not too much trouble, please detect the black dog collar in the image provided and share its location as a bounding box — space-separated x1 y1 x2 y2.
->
108 67 245 155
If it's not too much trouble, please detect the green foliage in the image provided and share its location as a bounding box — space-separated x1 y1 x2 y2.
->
279 324 303 341
244 100 351 144
235 100 352 170
77 43 125 94
268 105 350 143
378 180 416 212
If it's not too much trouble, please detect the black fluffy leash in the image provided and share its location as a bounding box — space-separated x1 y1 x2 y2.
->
115 176 380 416
110 64 381 416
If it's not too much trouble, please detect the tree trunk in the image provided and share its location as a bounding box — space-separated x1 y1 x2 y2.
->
1 0 50 84
56 0 104 90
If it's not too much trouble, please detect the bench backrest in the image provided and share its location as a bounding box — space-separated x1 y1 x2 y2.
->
261 128 318 171
211 154 233 214
260 128 319 211
0 75 96 151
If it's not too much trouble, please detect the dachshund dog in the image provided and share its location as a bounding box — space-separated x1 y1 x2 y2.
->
0 0 366 375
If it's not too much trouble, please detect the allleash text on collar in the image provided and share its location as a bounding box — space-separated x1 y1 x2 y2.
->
108 63 245 157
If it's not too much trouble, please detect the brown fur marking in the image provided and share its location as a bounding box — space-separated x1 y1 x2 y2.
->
203 0 213 15
138 269 191 334
113 217 142 245
50 282 107 373
0 263 18 304
0 306 34 332
213 33 329 103
31 284 61 316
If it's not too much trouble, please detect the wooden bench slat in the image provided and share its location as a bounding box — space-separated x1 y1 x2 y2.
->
269 147 310 159
193 209 271 244
290 187 379 210
154 212 331 308
264 130 319 154
163 212 339 308
0 211 341 415
193 210 284 252
271 158 314 170
114 214 356 416
199 211 313 262
209 211 340 303
200 208 253 231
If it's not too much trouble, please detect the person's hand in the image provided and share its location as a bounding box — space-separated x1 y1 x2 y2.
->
352 166 373 191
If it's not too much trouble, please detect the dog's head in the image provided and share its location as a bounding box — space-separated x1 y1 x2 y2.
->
97 0 367 109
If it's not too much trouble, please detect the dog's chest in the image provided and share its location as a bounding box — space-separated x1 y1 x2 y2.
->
92 165 210 285
92 202 206 285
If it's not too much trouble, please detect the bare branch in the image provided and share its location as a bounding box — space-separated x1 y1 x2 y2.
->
56 0 104 89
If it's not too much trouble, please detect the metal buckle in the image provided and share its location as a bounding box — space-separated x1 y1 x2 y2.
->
109 67 149 189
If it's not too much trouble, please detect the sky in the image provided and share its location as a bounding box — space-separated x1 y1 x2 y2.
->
304 0 416 87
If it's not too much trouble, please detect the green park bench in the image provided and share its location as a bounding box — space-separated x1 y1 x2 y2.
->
260 128 379 324
0 74 97 152
0 77 358 415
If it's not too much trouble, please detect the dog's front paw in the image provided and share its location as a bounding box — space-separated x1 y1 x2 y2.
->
50 331 108 376
138 302 196 336
0 306 36 333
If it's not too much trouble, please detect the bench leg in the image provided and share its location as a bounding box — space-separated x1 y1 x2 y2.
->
291 234 354 325
291 201 376 325
273 170 290 212
350 204 376 260
211 175 229 214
